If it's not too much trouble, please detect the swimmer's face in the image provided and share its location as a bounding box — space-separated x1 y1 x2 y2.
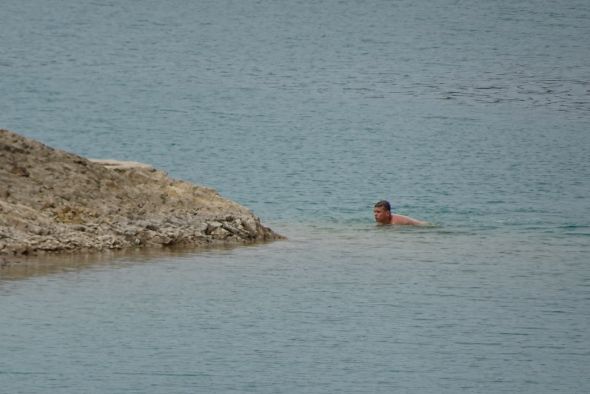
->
373 207 391 224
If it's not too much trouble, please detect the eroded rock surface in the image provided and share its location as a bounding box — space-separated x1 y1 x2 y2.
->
0 129 282 265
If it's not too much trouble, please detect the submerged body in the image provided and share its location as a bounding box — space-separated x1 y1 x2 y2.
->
373 200 426 226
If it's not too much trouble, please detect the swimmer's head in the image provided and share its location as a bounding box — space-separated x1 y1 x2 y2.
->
373 200 392 224
374 200 391 212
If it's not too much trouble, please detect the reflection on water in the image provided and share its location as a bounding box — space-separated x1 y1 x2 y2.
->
0 243 264 281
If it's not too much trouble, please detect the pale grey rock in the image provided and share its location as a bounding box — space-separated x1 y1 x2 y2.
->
0 129 283 262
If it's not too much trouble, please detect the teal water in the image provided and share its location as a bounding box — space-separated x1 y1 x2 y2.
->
1 0 589 392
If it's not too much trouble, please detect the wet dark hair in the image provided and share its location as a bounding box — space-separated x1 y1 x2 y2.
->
374 200 391 212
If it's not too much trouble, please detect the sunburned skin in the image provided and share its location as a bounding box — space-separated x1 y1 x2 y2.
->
373 206 426 226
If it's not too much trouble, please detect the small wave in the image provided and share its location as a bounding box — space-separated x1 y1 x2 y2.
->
558 224 590 230
474 86 505 90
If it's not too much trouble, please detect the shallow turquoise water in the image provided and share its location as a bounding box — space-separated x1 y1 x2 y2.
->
1 0 589 392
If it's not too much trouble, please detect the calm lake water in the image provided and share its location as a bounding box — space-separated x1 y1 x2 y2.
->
1 0 589 392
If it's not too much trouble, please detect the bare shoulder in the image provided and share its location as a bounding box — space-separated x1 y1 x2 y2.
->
390 214 427 226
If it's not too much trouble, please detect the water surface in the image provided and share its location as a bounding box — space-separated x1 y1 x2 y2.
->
1 0 589 392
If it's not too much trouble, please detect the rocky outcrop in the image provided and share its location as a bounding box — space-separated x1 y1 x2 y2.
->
0 129 283 265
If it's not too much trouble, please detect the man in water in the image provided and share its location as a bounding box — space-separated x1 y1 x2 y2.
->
373 200 426 225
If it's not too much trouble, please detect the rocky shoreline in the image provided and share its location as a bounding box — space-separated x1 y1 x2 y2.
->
0 129 283 267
